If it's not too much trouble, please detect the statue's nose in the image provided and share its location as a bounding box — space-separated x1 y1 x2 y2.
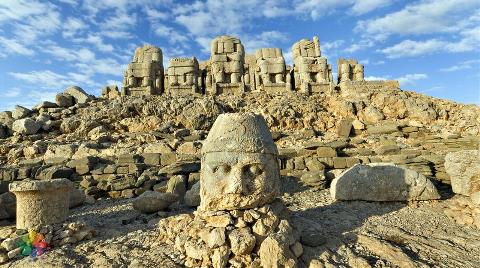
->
225 167 245 194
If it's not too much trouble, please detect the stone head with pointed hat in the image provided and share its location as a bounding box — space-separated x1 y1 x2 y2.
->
199 113 280 211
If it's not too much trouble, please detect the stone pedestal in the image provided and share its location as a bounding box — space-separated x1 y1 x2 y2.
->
9 179 71 229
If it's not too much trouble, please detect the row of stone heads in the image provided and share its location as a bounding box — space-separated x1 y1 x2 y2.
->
121 35 365 96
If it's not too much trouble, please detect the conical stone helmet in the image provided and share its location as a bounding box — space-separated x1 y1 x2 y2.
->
201 113 278 155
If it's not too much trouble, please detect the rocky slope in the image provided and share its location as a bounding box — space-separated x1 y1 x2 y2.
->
0 85 479 267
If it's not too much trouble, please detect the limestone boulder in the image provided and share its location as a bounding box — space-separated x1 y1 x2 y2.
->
300 171 327 188
64 86 93 104
56 92 75 107
184 181 200 207
259 234 297 268
12 118 41 135
331 163 440 201
445 150 480 196
133 191 178 213
12 105 31 119
166 175 187 199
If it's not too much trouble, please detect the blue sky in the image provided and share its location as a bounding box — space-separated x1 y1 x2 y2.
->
0 0 479 111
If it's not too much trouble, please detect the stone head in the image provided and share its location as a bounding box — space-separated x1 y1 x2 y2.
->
199 113 280 211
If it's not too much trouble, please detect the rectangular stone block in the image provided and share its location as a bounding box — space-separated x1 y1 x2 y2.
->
116 166 129 174
161 153 177 166
294 157 305 170
142 153 161 166
117 154 143 165
224 42 234 53
345 157 361 168
316 147 337 157
333 157 347 169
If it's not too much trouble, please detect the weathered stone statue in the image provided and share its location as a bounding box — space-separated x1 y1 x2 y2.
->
166 57 201 95
9 179 71 229
337 58 364 83
254 48 290 93
158 113 301 267
122 45 164 96
292 36 333 94
207 36 245 95
199 113 280 211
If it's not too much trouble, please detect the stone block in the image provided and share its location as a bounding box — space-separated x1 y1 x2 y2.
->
117 154 143 165
333 157 347 169
331 163 440 201
316 147 337 157
160 153 177 166
337 118 353 138
142 153 161 166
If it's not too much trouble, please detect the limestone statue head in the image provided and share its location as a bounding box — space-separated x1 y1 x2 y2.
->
199 113 280 211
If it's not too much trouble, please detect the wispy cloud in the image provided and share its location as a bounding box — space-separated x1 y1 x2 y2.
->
396 73 428 86
440 59 480 72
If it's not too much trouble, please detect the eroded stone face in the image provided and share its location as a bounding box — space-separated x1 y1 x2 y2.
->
199 113 280 211
200 152 280 211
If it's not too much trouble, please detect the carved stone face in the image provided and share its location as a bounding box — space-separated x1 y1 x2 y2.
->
199 151 280 211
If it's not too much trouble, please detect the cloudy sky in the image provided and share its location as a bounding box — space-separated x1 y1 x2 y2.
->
0 0 479 111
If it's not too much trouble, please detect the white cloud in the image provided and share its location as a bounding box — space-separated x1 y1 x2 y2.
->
76 34 115 52
380 39 445 58
1 87 22 98
322 40 345 50
293 0 387 20
350 0 391 15
365 75 388 81
396 73 428 85
0 36 35 56
62 18 88 38
153 25 189 44
9 70 78 88
0 0 53 23
380 31 480 58
243 31 289 53
44 45 96 63
440 59 480 72
344 38 375 53
356 0 480 37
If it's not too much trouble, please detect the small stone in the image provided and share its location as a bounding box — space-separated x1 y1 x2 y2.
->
290 241 303 257
166 175 187 200
7 247 21 259
0 251 8 264
205 213 233 228
184 182 200 207
205 228 226 248
228 227 256 255
133 191 179 213
300 171 327 188
1 237 21 251
259 234 297 268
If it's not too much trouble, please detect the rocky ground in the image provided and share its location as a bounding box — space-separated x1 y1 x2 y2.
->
0 85 479 267
2 184 480 267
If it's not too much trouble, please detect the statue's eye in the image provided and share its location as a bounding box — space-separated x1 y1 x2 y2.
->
213 164 231 174
248 164 263 176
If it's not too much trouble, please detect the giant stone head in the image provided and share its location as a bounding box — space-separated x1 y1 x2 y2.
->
199 113 280 211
